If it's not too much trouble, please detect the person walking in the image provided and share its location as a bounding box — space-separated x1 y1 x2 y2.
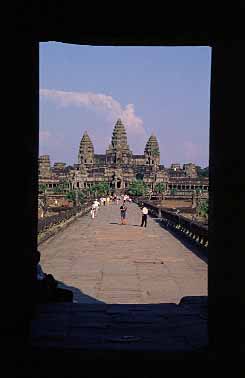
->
141 206 148 227
120 202 127 225
93 199 100 215
91 203 96 219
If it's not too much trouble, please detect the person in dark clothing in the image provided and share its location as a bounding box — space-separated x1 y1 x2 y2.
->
120 203 127 225
33 250 73 303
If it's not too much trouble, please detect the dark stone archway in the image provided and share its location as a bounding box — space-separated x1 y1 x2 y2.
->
15 3 245 369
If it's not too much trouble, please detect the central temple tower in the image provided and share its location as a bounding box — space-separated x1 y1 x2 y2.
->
106 119 133 165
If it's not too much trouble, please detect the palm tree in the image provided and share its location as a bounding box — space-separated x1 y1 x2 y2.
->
154 182 166 200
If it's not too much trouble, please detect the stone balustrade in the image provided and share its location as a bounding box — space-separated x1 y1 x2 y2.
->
38 202 92 234
133 197 208 249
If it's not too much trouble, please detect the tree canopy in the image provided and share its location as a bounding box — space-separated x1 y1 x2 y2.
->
170 187 177 196
39 183 47 193
155 182 166 193
197 199 209 219
196 166 209 178
89 182 110 196
65 190 85 205
128 180 148 196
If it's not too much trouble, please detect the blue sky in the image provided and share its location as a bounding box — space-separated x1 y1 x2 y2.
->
40 43 211 168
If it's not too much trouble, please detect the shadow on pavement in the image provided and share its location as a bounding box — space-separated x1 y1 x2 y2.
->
153 218 208 264
29 293 208 375
56 280 105 304
109 222 141 227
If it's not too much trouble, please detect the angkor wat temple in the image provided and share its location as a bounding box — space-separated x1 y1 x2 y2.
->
39 119 209 194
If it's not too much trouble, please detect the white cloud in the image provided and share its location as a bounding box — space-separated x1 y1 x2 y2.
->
40 89 146 138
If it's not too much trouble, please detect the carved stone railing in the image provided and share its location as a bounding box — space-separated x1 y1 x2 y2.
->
133 198 208 249
45 206 73 213
159 209 208 248
38 202 92 234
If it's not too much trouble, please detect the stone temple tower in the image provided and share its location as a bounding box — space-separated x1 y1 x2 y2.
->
144 133 160 166
78 131 94 166
106 119 133 165
38 155 52 177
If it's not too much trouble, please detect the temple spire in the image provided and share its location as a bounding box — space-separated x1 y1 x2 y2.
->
106 119 132 165
78 131 94 165
111 119 128 149
144 134 160 166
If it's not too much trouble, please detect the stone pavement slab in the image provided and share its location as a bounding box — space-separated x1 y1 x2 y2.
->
31 299 208 352
39 202 207 304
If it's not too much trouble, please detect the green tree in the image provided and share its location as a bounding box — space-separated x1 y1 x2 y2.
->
195 188 202 195
39 183 47 193
78 191 86 204
170 187 177 196
154 182 166 199
53 185 63 194
65 190 76 204
53 180 70 194
197 199 209 219
90 182 110 197
197 166 209 178
65 190 87 206
128 180 148 196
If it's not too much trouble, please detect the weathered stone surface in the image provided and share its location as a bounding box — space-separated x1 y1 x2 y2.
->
40 119 208 195
39 202 207 304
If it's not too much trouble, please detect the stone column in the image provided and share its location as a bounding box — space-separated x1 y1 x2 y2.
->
191 190 196 208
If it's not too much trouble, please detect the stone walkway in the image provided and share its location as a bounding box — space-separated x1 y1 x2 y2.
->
39 202 207 304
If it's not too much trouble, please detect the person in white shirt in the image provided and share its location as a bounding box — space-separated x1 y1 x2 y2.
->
93 199 100 214
141 206 148 227
91 204 96 219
